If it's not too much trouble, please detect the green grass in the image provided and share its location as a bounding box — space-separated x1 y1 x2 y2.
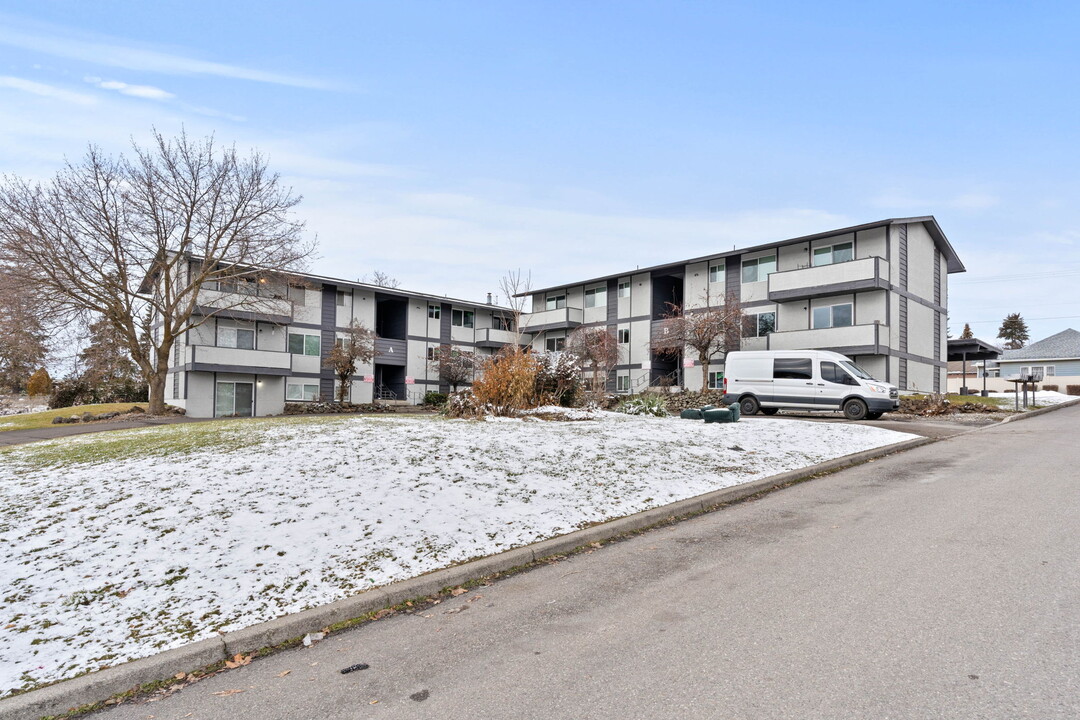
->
0 403 149 432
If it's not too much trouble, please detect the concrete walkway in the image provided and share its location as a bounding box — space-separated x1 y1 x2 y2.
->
89 403 1080 720
0 415 204 447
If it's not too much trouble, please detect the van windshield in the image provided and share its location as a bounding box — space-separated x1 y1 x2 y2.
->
840 360 875 380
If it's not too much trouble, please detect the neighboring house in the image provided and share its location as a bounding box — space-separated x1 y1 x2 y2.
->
996 328 1080 382
155 261 520 418
521 216 963 394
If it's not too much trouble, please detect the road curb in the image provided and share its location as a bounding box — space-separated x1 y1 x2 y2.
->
0 435 933 720
999 396 1080 423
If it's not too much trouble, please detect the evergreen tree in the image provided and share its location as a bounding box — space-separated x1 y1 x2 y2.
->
960 323 974 339
997 313 1029 350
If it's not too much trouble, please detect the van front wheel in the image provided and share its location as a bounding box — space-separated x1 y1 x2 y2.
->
740 396 760 416
843 398 869 421
865 412 883 420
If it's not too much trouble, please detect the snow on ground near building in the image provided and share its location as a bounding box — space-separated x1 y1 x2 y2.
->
0 413 917 696
987 390 1076 408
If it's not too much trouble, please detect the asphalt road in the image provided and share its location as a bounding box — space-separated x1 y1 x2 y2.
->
96 405 1080 720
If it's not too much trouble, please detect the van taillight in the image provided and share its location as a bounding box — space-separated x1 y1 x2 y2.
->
723 376 727 393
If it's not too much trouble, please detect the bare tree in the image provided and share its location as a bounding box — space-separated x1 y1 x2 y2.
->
566 326 621 400
651 292 743 392
0 271 49 393
499 268 532 348
366 270 401 289
0 129 314 414
324 319 377 403
428 344 477 392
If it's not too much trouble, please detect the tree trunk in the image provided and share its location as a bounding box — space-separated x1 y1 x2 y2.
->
701 352 710 392
147 373 167 415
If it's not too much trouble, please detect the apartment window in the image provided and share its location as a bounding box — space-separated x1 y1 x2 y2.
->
217 325 255 350
172 371 179 398
288 332 321 356
427 346 437 360
618 281 631 298
709 263 726 283
216 276 257 296
584 286 607 308
545 294 566 311
336 290 349 306
428 304 441 319
812 303 853 329
813 242 854 267
741 256 777 283
708 371 724 390
286 383 320 401
617 329 630 344
451 309 474 328
742 311 776 338
546 335 566 352
616 374 630 392
493 315 515 332
773 358 813 380
215 381 254 417
288 285 306 306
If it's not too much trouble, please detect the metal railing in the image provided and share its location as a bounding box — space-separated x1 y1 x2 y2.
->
374 385 398 401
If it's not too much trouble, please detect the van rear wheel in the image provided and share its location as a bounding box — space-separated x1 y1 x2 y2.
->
761 408 779 416
843 398 869 421
740 396 760 416
865 411 883 420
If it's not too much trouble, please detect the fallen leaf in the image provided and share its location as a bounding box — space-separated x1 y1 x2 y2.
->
370 699 379 704
224 653 252 669
277 670 291 677
174 672 187 680
589 542 602 548
212 689 245 697
450 587 468 597
467 594 483 603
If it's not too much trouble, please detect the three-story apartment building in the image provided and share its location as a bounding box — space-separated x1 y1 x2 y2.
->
520 217 964 394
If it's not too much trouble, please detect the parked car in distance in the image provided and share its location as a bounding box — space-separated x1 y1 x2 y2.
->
722 350 900 420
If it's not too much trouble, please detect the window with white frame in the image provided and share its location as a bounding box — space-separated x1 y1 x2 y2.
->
1020 365 1055 379
286 382 320 401
616 374 630 392
288 285 307 306
451 309 474 328
288 332 321 356
217 324 255 350
708 371 724 389
545 334 566 352
812 303 853 329
742 311 776 338
428 304 441 319
336 290 349 306
618 281 631 298
617 328 630 344
741 256 777 283
709 263 725 283
492 315 514 332
813 242 854 267
545 294 566 310
584 286 607 308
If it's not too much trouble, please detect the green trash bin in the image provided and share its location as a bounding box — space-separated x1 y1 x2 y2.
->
703 408 732 424
679 408 704 420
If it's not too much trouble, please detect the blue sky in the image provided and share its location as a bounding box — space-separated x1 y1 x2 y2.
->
1 1 1078 343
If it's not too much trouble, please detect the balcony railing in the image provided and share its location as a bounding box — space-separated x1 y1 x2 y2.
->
195 288 293 323
187 344 293 374
521 306 584 331
767 257 890 303
475 327 530 347
766 323 882 352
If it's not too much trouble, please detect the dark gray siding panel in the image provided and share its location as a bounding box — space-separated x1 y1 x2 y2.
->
607 278 618 391
898 223 909 291
439 302 452 393
374 338 408 366
320 285 337 400
725 256 742 350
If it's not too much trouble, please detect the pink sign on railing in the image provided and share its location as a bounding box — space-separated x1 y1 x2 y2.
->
363 375 374 383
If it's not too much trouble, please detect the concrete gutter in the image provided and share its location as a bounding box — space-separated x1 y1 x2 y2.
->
0 435 934 720
999 396 1080 423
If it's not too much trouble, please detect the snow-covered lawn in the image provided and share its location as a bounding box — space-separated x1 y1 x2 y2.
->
0 412 916 697
986 390 1076 408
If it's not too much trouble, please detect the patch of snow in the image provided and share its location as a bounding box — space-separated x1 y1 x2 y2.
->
986 390 1076 408
0 415 917 696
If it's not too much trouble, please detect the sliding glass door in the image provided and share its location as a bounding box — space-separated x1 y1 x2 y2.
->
215 381 254 417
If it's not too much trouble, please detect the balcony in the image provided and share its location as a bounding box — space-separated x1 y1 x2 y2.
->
187 345 292 375
767 323 882 353
195 288 293 324
767 257 890 303
475 327 530 348
521 306 584 332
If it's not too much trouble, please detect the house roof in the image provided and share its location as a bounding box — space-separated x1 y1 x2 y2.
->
522 216 964 296
999 328 1080 362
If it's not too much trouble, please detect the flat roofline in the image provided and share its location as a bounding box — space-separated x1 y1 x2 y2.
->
520 216 965 297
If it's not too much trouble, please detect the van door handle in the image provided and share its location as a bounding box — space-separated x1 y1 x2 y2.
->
805 382 814 385
817 383 824 386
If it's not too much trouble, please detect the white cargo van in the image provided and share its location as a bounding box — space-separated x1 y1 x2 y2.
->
722 350 900 420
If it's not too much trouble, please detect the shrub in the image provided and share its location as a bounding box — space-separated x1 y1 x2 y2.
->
617 394 669 417
1067 385 1080 396
471 348 540 416
423 391 448 407
48 377 93 409
26 368 52 397
443 390 483 418
1042 384 1058 392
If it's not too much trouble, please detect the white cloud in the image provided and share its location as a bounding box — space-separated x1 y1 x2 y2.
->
0 18 337 90
86 77 175 100
0 75 96 105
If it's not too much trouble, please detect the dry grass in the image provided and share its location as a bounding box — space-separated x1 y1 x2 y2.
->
0 404 149 432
